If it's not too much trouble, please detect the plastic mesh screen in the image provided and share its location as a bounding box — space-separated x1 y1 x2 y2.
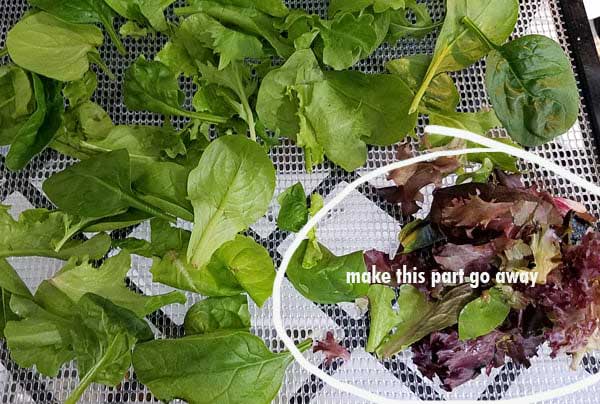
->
1 0 600 403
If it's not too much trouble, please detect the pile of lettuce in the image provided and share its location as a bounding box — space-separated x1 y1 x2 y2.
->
0 0 589 401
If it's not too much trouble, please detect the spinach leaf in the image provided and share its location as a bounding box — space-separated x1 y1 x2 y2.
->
366 284 399 352
187 135 275 268
5 293 153 404
0 205 111 260
35 252 186 318
463 18 580 146
188 0 289 18
302 193 324 269
0 259 32 337
119 21 148 38
7 12 109 82
277 182 308 232
197 61 261 140
409 0 519 113
458 287 510 340
387 0 441 41
6 74 64 171
329 0 405 14
103 0 176 32
377 284 474 358
0 65 34 145
28 0 127 55
124 56 227 123
133 331 312 404
316 12 385 70
175 1 294 58
184 295 250 335
42 149 180 221
63 70 97 107
287 240 369 304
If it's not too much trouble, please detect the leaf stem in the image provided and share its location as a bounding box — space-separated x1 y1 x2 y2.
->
64 336 121 404
296 338 313 353
88 52 116 81
179 109 229 124
0 48 8 58
461 16 499 51
102 17 127 56
408 55 444 114
53 217 99 252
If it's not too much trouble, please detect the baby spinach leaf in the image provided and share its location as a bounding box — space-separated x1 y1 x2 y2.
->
63 70 97 107
6 74 64 171
119 21 148 38
124 56 226 123
329 0 405 14
28 0 127 55
184 295 250 335
35 252 186 318
5 292 153 404
366 284 399 353
187 135 276 268
256 49 324 142
197 61 260 140
104 0 176 32
0 259 33 337
409 0 519 113
287 240 369 304
387 0 441 41
188 0 289 18
458 287 510 340
0 65 34 146
277 182 308 232
302 193 324 269
7 12 108 82
464 19 579 146
133 331 312 404
0 205 111 260
42 149 178 221
175 1 294 58
377 284 475 358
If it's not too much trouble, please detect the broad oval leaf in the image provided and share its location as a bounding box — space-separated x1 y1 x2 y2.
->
7 12 104 82
458 287 510 340
186 135 276 268
184 295 250 335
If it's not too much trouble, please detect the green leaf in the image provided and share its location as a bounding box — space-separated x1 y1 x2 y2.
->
28 0 126 55
317 12 381 70
42 149 177 221
387 0 440 41
7 12 106 82
207 235 275 307
124 56 226 123
104 0 176 32
5 292 153 404
0 259 33 337
0 205 111 260
302 193 324 268
366 284 399 352
175 1 294 58
458 287 510 340
287 240 368 304
398 219 444 253
119 21 149 38
376 284 474 358
465 21 579 146
188 0 289 18
0 65 34 146
329 0 405 14
256 49 324 141
35 252 186 318
184 295 250 335
63 70 97 107
197 61 260 140
6 74 64 171
409 0 519 113
133 331 312 404
277 182 308 233
187 135 275 268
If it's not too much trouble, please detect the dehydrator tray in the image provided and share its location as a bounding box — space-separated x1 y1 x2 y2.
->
2 0 600 403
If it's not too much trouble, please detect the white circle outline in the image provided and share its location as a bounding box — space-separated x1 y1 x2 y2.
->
272 125 600 404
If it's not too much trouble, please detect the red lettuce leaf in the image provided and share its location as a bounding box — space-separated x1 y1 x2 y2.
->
314 331 350 365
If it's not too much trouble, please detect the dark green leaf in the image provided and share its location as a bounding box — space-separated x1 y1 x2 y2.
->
184 295 250 335
277 182 308 232
104 0 176 32
0 259 33 337
0 65 34 145
287 240 369 304
133 331 312 404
